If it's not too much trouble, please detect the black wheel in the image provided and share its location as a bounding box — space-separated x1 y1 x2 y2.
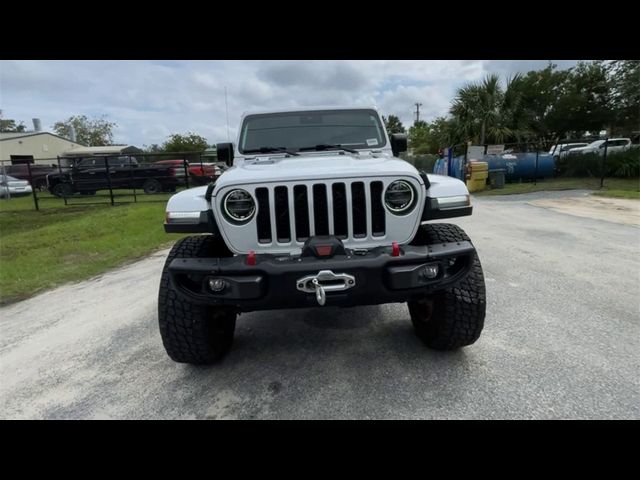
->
34 178 48 192
52 183 73 198
408 223 486 350
143 179 162 194
158 235 236 364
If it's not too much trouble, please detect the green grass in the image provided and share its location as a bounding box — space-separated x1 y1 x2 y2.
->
475 177 640 199
0 192 188 305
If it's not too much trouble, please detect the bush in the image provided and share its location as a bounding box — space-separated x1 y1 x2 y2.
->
605 148 640 178
560 148 640 178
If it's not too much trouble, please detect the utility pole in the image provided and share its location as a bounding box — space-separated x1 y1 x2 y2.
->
414 103 423 123
225 86 230 142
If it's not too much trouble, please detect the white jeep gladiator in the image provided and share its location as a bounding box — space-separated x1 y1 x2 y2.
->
159 107 486 364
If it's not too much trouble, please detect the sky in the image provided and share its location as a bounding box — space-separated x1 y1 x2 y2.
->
0 60 579 147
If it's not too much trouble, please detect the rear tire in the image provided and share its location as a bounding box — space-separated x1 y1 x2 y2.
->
408 223 486 350
158 235 236 364
143 178 162 194
52 183 73 197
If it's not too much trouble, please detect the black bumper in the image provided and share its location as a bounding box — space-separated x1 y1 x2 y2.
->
168 241 476 312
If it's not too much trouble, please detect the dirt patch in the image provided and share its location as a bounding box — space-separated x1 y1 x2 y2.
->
529 195 640 226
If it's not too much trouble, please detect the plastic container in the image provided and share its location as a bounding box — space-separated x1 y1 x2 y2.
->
466 161 488 192
489 169 506 188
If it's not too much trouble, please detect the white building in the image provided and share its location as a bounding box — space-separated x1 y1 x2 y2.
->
0 132 83 165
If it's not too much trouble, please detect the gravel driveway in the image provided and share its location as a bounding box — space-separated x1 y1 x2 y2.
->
1 191 639 419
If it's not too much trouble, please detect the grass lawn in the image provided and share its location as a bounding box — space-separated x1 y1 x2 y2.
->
474 177 640 199
0 191 188 305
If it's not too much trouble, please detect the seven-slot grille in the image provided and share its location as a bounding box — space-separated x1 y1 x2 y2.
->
254 181 386 244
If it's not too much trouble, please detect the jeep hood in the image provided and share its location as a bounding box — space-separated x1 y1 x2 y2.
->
214 154 423 191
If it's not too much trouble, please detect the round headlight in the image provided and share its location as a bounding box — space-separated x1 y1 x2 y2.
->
384 180 416 214
223 189 255 223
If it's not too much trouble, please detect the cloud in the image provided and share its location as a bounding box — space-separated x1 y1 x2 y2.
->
0 60 580 147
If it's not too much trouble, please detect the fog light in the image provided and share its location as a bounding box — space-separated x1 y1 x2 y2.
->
209 278 226 292
422 264 439 279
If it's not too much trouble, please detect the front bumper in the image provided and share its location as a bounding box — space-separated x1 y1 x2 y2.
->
168 241 475 311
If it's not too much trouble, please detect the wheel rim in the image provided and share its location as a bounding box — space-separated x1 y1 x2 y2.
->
146 181 160 193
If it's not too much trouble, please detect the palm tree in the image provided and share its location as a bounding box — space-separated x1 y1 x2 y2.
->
450 74 530 145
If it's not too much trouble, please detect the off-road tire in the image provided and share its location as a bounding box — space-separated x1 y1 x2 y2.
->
158 235 236 364
408 223 486 350
143 178 162 194
52 183 73 197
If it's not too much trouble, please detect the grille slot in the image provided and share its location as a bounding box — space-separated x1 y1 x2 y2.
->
370 181 385 237
351 182 367 238
293 185 310 241
332 183 348 239
274 186 291 242
313 184 329 236
255 187 271 243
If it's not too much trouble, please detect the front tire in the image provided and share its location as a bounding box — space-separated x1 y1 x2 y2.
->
143 178 162 194
158 235 236 364
52 183 73 197
408 223 486 350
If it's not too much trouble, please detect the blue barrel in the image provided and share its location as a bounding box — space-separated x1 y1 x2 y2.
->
484 153 554 181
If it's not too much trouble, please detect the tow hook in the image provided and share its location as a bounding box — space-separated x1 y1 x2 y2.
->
296 270 356 306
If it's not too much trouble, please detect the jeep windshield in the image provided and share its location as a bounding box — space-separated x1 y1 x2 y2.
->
238 109 386 155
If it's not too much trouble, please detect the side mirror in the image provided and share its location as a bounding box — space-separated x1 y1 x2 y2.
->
390 134 408 157
216 143 234 167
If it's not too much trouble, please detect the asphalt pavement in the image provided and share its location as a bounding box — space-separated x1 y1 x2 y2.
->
1 190 639 419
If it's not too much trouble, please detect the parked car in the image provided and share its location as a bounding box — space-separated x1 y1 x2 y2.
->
0 175 33 198
548 143 589 159
1 164 58 191
46 156 179 197
153 159 219 186
567 138 632 156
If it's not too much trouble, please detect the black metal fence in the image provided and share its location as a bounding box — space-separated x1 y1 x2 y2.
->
433 136 639 186
1 151 223 212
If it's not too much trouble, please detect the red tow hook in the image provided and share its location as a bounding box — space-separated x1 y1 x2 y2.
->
391 241 400 257
247 250 256 266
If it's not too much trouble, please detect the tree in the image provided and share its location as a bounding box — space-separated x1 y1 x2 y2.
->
516 62 571 141
52 115 116 146
161 133 209 153
143 143 162 153
0 118 27 132
544 61 612 138
408 120 431 154
382 115 406 135
450 73 530 144
605 60 640 136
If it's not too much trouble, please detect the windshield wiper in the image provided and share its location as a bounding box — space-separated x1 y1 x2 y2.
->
243 146 299 156
298 144 359 154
